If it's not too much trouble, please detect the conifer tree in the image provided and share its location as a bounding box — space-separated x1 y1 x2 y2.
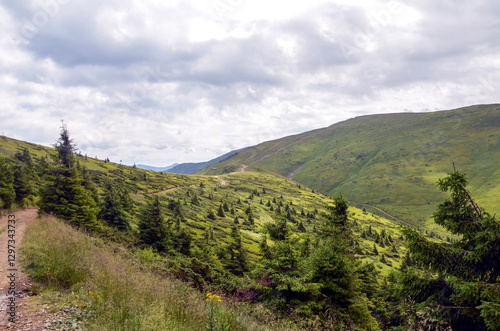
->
225 224 247 275
191 194 199 206
13 162 33 205
0 158 15 209
217 203 225 217
138 195 170 252
100 182 130 231
173 225 192 256
402 168 500 330
38 124 101 230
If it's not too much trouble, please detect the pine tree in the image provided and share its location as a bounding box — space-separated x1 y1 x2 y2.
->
217 204 225 217
402 168 500 330
0 158 15 209
38 124 100 230
13 162 33 205
191 194 199 206
173 225 192 256
99 182 130 231
225 224 247 275
247 211 255 225
138 196 170 252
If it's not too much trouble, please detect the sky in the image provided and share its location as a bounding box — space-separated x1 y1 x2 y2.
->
0 0 499 166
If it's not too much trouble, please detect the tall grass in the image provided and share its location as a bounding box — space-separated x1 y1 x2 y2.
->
20 216 295 330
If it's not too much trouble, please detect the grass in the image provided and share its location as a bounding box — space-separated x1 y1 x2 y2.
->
20 215 297 330
202 105 500 226
1 131 445 280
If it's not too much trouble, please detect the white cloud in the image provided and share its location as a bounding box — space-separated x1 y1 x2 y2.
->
0 0 499 166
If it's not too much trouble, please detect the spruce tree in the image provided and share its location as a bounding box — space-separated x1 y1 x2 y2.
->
217 203 225 217
13 162 33 205
99 182 130 231
0 158 15 209
38 124 100 230
225 224 247 275
402 168 500 330
138 196 170 252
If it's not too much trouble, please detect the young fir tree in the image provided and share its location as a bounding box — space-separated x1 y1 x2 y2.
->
402 168 500 330
225 223 248 275
0 158 15 209
138 195 170 252
217 203 225 217
306 195 378 329
99 182 130 231
13 162 33 206
38 124 101 230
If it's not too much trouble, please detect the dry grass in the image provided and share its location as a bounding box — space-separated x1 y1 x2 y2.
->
20 215 296 330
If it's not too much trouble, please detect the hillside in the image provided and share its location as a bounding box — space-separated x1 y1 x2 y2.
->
136 163 178 172
1 131 416 329
166 148 247 174
0 134 409 271
202 104 500 227
3 125 497 330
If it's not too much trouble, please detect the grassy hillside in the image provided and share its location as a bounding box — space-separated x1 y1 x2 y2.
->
0 134 411 271
153 170 411 274
202 104 500 227
166 148 247 174
3 129 461 329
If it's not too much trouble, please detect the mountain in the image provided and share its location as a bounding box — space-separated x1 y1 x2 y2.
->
136 163 179 172
201 104 500 227
165 147 247 174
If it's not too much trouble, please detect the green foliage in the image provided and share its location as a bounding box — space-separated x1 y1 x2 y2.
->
138 195 170 252
13 162 34 205
224 224 248 276
99 182 130 231
402 168 500 330
204 105 500 226
38 124 101 230
254 195 380 329
0 157 15 209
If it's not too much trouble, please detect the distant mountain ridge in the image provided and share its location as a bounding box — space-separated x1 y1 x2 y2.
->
137 163 179 172
165 148 248 174
202 104 500 227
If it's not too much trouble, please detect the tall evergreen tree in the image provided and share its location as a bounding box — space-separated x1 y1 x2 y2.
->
402 168 500 330
38 124 101 230
99 182 130 231
138 195 170 252
0 158 15 209
13 162 33 205
225 224 248 275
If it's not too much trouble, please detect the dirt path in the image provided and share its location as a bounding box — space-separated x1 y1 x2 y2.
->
153 185 195 195
287 164 303 180
214 176 227 185
0 209 37 329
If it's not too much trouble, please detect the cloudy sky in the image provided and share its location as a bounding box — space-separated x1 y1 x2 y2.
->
1 0 499 166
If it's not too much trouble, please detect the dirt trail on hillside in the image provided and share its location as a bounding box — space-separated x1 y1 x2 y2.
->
153 186 191 195
0 209 37 329
214 176 227 185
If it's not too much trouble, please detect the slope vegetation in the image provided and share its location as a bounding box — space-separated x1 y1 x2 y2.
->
203 104 500 227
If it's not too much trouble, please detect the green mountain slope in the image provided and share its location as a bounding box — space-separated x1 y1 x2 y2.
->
202 104 500 227
166 148 248 174
0 134 408 271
